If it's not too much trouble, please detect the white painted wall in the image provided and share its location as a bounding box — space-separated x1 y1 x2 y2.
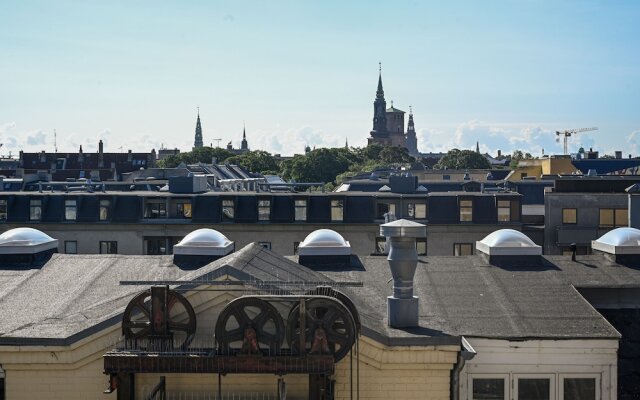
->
460 338 618 400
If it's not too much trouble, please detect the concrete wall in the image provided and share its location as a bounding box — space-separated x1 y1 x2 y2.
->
544 192 628 254
0 222 516 257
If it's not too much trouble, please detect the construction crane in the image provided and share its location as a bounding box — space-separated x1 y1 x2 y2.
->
555 127 598 155
211 138 222 148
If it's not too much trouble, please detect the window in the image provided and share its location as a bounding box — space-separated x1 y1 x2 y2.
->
64 199 77 221
497 200 511 222
562 208 577 224
515 375 554 400
258 199 271 221
99 241 118 254
295 199 307 221
561 377 597 400
0 199 6 221
599 208 627 228
407 203 427 219
144 200 166 219
375 236 387 254
176 202 192 219
145 237 179 255
222 199 235 221
99 199 111 221
454 243 473 256
473 378 506 400
376 202 396 219
293 241 300 255
331 199 344 222
416 238 427 255
64 241 77 254
29 199 42 221
258 242 271 250
460 199 473 222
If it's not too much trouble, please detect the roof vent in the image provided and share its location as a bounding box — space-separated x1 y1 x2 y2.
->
298 229 351 269
416 185 428 192
378 185 391 192
592 227 640 255
476 229 541 256
0 227 58 255
586 169 598 176
173 229 234 265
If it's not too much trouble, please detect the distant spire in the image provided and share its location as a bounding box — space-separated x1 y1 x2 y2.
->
376 63 384 98
345 137 349 149
241 122 248 151
194 108 203 148
476 141 480 153
390 100 394 108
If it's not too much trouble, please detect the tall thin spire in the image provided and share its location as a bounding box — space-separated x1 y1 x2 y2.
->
345 137 349 149
241 121 248 151
405 105 419 156
194 108 203 148
376 62 384 98
476 141 480 153
370 63 388 139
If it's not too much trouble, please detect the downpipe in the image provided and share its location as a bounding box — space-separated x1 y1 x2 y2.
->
451 337 476 400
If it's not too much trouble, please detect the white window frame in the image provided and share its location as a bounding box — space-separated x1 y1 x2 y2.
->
514 373 556 400
558 374 600 400
467 373 509 400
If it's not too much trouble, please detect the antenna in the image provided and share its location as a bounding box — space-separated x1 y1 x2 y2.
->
54 129 58 153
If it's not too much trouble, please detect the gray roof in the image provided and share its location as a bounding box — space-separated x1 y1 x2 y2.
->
0 245 630 347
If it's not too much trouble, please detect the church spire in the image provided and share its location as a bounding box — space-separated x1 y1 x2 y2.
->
194 107 203 149
370 63 388 139
376 62 384 99
241 122 248 151
476 141 480 153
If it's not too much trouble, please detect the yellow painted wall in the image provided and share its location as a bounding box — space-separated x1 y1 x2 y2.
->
0 287 459 399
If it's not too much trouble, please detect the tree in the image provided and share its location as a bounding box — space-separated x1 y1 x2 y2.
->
378 146 415 164
509 150 534 168
433 149 491 170
226 150 279 174
281 148 354 184
158 147 234 168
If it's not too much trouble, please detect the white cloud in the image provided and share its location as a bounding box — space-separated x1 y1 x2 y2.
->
249 125 342 156
26 130 47 146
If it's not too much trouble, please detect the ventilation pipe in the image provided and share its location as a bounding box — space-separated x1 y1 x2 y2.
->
380 219 426 328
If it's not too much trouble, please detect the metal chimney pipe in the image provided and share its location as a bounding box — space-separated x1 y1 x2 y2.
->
380 219 426 328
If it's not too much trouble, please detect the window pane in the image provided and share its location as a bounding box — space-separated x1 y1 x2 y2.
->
331 200 343 222
0 199 7 220
99 200 110 221
408 203 415 218
460 200 472 207
258 200 270 221
615 209 628 227
498 207 510 222
416 240 427 255
375 237 386 254
30 200 42 221
64 241 77 254
415 204 426 219
473 378 504 400
563 208 577 224
65 200 77 221
295 202 307 221
498 200 510 207
599 209 613 227
460 208 473 222
376 203 390 219
518 378 550 400
181 203 192 218
222 200 234 220
563 378 595 400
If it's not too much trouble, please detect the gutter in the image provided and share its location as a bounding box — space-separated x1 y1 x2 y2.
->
451 336 476 400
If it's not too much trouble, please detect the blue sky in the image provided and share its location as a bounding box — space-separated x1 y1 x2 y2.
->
1 1 639 157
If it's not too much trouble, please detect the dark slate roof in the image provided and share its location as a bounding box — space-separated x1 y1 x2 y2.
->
315 254 622 341
385 106 405 113
0 244 628 346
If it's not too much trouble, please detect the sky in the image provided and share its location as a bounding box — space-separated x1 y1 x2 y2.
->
1 1 639 158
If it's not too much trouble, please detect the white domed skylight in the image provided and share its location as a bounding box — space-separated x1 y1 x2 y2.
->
0 227 59 254
592 227 640 255
173 228 234 256
298 229 351 256
476 229 541 256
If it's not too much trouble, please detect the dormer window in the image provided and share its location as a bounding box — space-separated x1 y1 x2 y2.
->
30 199 42 221
64 199 77 221
460 199 473 222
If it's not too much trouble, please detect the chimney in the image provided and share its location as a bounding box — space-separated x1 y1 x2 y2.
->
98 140 104 155
380 219 426 328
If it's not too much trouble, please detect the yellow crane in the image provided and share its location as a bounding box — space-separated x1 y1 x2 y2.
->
555 127 598 155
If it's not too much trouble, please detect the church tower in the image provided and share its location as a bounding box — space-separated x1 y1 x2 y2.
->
193 109 203 149
368 63 389 145
405 106 419 156
241 124 249 151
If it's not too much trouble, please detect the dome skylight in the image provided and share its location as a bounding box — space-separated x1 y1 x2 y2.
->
592 227 640 255
298 229 351 256
0 227 59 255
476 229 542 256
173 228 234 256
